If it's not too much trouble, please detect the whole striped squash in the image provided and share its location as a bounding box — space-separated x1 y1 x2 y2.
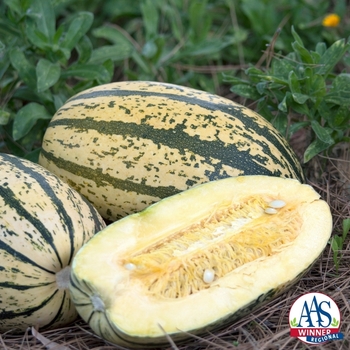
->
0 153 106 333
39 81 305 221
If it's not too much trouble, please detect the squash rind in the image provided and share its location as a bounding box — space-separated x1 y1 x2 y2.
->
69 175 332 348
0 153 106 333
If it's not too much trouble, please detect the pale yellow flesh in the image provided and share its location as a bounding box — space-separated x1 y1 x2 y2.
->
71 176 332 340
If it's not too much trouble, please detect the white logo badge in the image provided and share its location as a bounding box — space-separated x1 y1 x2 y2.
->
289 292 343 344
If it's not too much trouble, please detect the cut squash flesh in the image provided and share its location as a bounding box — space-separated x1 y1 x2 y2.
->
70 175 332 348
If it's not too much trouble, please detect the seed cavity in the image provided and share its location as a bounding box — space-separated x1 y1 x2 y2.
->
123 195 299 299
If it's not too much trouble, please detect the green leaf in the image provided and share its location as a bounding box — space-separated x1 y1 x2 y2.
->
343 218 350 241
292 93 310 104
330 237 339 252
26 0 55 43
93 25 134 47
61 64 111 83
25 17 49 50
9 47 36 89
89 44 133 64
310 120 334 144
13 103 51 141
315 42 327 56
75 35 93 64
60 12 94 52
230 84 261 100
141 0 159 39
270 58 295 81
325 74 350 106
292 41 314 64
291 26 304 47
36 58 61 92
304 138 334 163
317 39 349 76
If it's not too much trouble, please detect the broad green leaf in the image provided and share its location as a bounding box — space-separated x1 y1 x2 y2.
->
9 47 36 89
315 42 327 56
93 25 134 47
61 64 111 83
288 71 301 93
292 41 314 64
292 92 309 104
332 106 350 127
89 44 134 64
13 103 51 141
304 138 334 163
141 0 159 39
325 74 350 105
317 38 349 76
26 0 55 42
230 84 261 100
60 12 94 52
310 74 326 97
310 120 334 144
256 82 267 95
271 58 295 80
75 35 93 64
36 58 60 92
25 17 49 50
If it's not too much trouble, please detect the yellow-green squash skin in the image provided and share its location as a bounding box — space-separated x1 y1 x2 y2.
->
39 81 305 220
0 153 106 333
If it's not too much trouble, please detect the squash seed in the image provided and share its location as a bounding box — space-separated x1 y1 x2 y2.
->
268 199 286 208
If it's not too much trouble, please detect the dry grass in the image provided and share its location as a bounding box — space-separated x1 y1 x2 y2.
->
1 156 349 350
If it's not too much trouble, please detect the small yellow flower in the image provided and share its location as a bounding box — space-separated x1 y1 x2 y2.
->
322 13 340 27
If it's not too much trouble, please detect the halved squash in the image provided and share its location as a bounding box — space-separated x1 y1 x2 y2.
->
69 175 332 348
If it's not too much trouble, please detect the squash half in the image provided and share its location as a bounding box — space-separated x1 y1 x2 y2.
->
70 175 332 348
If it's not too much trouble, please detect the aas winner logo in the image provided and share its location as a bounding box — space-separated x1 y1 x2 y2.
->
289 292 344 344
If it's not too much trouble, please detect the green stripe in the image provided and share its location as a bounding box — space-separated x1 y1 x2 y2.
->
42 290 70 330
0 288 59 320
0 229 56 275
0 280 53 290
0 154 76 267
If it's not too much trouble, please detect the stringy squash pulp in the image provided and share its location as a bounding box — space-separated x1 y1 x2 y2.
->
70 176 332 348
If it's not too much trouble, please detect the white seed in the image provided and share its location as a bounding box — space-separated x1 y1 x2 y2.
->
124 262 136 271
268 199 286 209
203 269 215 284
265 207 278 215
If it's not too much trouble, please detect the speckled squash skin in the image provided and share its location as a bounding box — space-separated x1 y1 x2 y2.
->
0 153 106 333
39 81 305 220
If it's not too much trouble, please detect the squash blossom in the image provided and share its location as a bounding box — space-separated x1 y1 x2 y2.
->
322 13 340 27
